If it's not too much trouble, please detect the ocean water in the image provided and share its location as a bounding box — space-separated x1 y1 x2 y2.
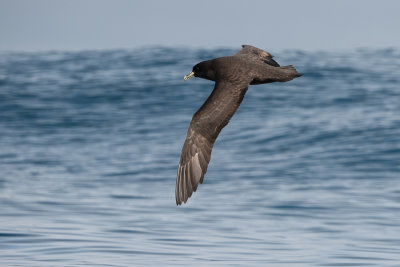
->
0 47 399 266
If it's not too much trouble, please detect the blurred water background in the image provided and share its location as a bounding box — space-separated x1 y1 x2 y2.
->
0 47 399 266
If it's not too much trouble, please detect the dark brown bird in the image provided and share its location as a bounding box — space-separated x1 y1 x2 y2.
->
176 45 301 205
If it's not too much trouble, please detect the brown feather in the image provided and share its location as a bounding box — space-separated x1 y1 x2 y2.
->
175 45 301 205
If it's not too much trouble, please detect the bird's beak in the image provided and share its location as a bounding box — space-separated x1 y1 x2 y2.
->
184 71 195 81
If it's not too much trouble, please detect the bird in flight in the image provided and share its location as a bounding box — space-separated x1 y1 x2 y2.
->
176 45 301 205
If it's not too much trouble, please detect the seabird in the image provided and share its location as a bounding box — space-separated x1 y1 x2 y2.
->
176 45 301 205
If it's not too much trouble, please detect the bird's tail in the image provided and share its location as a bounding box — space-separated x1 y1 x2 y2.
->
278 65 302 81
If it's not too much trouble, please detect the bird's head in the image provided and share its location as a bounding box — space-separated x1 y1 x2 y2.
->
184 60 216 82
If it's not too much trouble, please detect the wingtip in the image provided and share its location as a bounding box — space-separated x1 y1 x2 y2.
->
175 197 186 206
176 194 181 205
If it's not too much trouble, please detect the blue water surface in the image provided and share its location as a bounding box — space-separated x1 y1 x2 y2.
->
0 47 399 266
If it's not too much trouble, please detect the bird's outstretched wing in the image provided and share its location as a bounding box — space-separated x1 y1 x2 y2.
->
234 44 280 67
176 80 249 205
175 125 212 205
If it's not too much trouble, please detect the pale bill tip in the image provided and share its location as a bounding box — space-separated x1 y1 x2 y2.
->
184 71 195 81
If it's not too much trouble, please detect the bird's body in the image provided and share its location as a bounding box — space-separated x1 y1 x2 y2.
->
176 45 301 205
